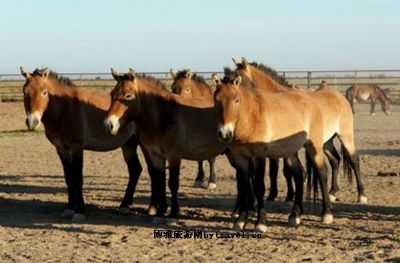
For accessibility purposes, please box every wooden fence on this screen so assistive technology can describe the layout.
[1,70,400,102]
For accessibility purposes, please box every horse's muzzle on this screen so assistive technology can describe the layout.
[218,123,234,143]
[26,112,41,131]
[104,115,120,136]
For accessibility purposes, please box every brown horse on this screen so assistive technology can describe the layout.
[345,84,390,115]
[105,69,227,221]
[213,66,364,231]
[20,67,145,221]
[170,68,217,189]
[231,58,366,204]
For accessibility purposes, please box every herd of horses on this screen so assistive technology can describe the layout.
[19,58,391,232]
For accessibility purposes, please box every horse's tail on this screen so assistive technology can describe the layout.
[305,152,319,204]
[342,145,353,185]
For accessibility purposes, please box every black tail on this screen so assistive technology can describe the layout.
[342,145,353,185]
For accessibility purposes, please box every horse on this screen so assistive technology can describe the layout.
[20,67,145,221]
[213,72,363,232]
[345,84,390,115]
[170,68,217,190]
[104,68,227,222]
[231,58,366,204]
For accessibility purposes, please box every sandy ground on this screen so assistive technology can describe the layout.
[0,102,399,263]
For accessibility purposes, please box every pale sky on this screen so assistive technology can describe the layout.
[1,0,399,73]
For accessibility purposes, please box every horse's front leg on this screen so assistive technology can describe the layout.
[370,98,376,115]
[285,154,304,227]
[119,136,143,213]
[193,161,205,188]
[266,158,279,201]
[254,157,267,233]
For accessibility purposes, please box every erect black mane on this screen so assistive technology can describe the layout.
[120,72,168,91]
[175,69,207,85]
[32,68,76,87]
[246,62,290,87]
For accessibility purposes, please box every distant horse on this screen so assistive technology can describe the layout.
[105,69,227,221]
[231,58,366,205]
[20,67,146,221]
[170,68,217,190]
[345,84,390,115]
[213,72,362,231]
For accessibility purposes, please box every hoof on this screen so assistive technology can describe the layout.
[193,180,204,188]
[329,194,337,203]
[207,182,217,190]
[167,218,179,226]
[254,223,267,233]
[148,205,157,216]
[288,216,301,227]
[232,221,245,232]
[72,213,85,222]
[370,113,375,116]
[284,200,294,208]
[231,211,239,219]
[248,210,256,218]
[358,195,368,204]
[118,207,131,215]
[322,213,334,224]
[61,209,74,218]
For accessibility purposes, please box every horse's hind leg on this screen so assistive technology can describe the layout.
[305,145,333,224]
[283,159,295,204]
[193,161,205,188]
[206,158,217,190]
[285,154,304,227]
[168,159,181,223]
[70,151,85,222]
[324,139,340,202]
[119,136,143,213]
[266,158,279,201]
[339,135,367,204]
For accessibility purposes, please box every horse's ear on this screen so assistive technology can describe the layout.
[233,76,242,86]
[211,73,221,85]
[128,68,137,82]
[110,68,121,81]
[241,57,249,67]
[185,69,192,79]
[169,68,177,79]
[40,68,50,79]
[232,57,240,66]
[20,67,31,79]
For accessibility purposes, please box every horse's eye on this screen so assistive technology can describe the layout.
[185,88,190,93]
[235,98,240,104]
[42,90,48,96]
[125,94,134,100]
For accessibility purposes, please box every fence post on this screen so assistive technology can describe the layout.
[354,71,358,86]
[307,71,312,89]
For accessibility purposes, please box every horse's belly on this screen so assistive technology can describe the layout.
[358,92,370,101]
[265,132,307,158]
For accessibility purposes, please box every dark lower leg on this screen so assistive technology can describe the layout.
[208,158,217,184]
[194,161,205,184]
[254,158,267,227]
[120,141,143,208]
[283,160,295,202]
[267,158,279,201]
[168,162,181,218]
[71,152,85,214]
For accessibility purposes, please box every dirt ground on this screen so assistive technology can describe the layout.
[0,102,399,263]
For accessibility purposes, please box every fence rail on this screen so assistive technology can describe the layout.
[1,69,400,102]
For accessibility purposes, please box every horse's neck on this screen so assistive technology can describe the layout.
[136,86,175,135]
[196,81,212,96]
[252,69,288,93]
[42,82,75,126]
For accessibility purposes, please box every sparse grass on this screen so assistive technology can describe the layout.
[0,129,44,139]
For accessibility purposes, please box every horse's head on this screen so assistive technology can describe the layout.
[382,100,390,115]
[20,67,51,131]
[170,69,194,97]
[212,74,242,143]
[105,68,140,135]
[232,57,253,82]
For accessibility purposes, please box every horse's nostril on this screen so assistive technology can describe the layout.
[109,123,114,130]
[218,131,223,138]
[227,131,233,139]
